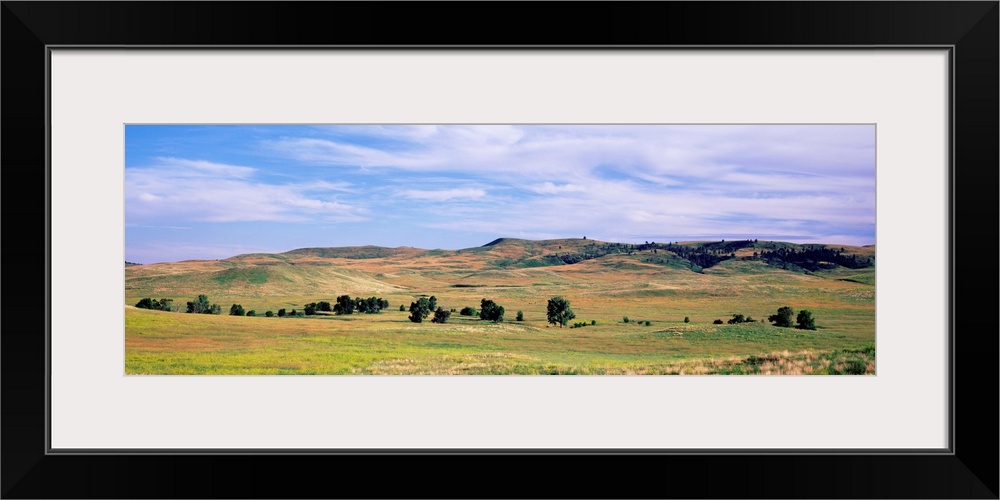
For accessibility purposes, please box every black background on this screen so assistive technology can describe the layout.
[3,2,997,498]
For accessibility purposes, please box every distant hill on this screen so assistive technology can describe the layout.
[281,246,424,260]
[125,238,874,300]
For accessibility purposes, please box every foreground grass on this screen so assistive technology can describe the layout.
[125,308,874,375]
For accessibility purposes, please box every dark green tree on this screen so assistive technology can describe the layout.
[409,298,431,323]
[431,307,451,324]
[304,303,317,315]
[317,301,332,312]
[247,310,256,317]
[796,309,816,330]
[334,295,354,315]
[186,294,212,314]
[265,310,274,317]
[277,308,287,317]
[516,311,524,321]
[428,296,438,311]
[229,304,245,316]
[546,296,576,328]
[768,306,795,328]
[460,306,477,316]
[479,299,505,323]
[400,305,406,311]
[135,298,155,309]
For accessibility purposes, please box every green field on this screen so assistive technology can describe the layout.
[125,238,876,375]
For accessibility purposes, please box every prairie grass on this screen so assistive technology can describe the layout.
[126,240,875,375]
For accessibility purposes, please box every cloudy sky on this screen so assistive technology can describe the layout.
[125,124,875,264]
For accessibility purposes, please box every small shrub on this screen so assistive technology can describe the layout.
[265,310,274,317]
[460,306,477,316]
[591,320,596,326]
[246,310,256,317]
[229,304,245,316]
[713,319,724,324]
[623,316,630,323]
[644,321,651,326]
[516,311,524,321]
[277,309,286,317]
[684,316,690,323]
[400,305,406,311]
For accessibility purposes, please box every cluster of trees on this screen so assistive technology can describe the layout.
[145,293,395,319]
[332,295,390,315]
[756,247,873,271]
[709,308,816,329]
[140,291,820,333]
[407,296,451,323]
[768,306,816,330]
[699,239,756,253]
[186,294,221,314]
[727,314,756,324]
[135,297,174,311]
[668,244,734,269]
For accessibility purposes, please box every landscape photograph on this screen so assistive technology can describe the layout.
[125,124,876,375]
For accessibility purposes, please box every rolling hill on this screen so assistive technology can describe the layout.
[124,237,876,375]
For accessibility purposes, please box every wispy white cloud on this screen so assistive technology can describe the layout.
[126,157,366,224]
[527,182,587,194]
[153,157,257,178]
[399,188,486,202]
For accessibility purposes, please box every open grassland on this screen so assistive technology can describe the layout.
[126,239,875,375]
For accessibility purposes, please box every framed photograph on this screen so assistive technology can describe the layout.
[3,2,996,498]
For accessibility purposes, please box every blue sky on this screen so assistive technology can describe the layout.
[125,124,875,264]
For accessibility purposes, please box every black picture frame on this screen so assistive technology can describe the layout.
[3,2,996,498]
